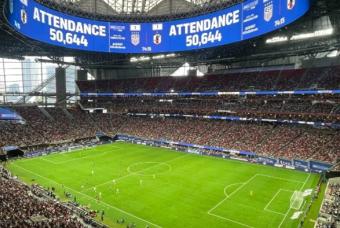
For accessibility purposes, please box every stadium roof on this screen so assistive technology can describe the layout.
[56,0,233,15]
[99,0,206,14]
[0,0,339,67]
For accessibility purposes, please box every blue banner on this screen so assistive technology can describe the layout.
[80,90,340,97]
[115,135,333,173]
[0,107,23,121]
[117,134,256,156]
[293,159,309,171]
[5,0,310,53]
[127,113,340,129]
[1,146,19,151]
[309,161,333,172]
[257,156,277,166]
[278,158,293,166]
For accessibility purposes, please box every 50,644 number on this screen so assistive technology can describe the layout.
[50,28,88,47]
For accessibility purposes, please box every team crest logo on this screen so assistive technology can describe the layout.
[20,9,27,24]
[287,0,295,10]
[9,0,13,14]
[131,32,140,46]
[153,34,162,45]
[264,3,273,22]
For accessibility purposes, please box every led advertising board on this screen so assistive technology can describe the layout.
[5,0,310,53]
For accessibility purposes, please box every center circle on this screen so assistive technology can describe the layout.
[127,162,171,176]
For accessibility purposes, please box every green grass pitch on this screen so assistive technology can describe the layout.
[6,142,321,228]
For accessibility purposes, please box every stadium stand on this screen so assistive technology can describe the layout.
[0,0,340,226]
[316,178,340,228]
[77,67,340,93]
[0,166,90,228]
[79,94,340,122]
[1,107,339,164]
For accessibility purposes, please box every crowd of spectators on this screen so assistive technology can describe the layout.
[0,106,339,163]
[316,178,340,228]
[0,166,85,228]
[81,94,340,122]
[77,66,340,93]
[0,106,102,147]
[116,116,339,163]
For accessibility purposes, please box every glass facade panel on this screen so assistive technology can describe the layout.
[0,57,77,104]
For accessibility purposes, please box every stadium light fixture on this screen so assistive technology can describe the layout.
[130,53,177,63]
[165,53,176,58]
[130,57,138,62]
[290,28,334,41]
[327,50,339,58]
[152,55,165,60]
[265,36,288,44]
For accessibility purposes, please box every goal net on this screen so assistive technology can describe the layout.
[290,191,304,210]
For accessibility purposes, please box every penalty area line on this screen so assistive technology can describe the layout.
[208,174,258,214]
[208,211,254,228]
[10,163,163,228]
[263,189,294,216]
[277,173,311,228]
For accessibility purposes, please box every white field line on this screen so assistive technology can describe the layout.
[56,151,109,164]
[208,173,302,214]
[277,173,311,228]
[83,153,190,192]
[264,189,283,211]
[11,163,162,228]
[39,157,59,165]
[39,150,111,165]
[256,174,304,184]
[224,183,244,197]
[38,145,122,165]
[208,173,306,227]
[264,189,293,216]
[265,208,285,216]
[208,174,259,214]
[264,189,294,211]
[208,212,254,228]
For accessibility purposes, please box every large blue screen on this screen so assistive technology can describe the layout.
[5,0,310,54]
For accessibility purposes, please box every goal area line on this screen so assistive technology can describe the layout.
[207,173,306,228]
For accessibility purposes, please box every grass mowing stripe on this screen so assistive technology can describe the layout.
[10,163,162,228]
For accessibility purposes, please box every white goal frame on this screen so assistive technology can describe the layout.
[290,191,304,210]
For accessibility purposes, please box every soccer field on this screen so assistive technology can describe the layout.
[6,142,320,228]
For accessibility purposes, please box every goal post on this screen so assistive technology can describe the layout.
[290,191,304,210]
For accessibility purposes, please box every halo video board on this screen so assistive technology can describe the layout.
[5,0,310,53]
